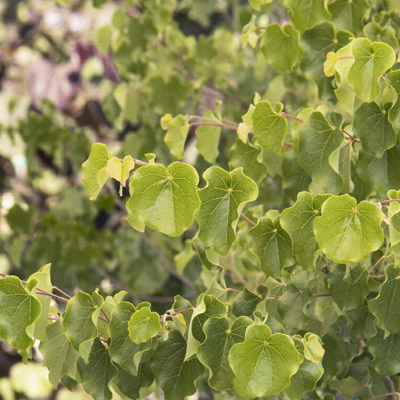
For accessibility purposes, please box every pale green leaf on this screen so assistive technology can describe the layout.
[196,167,258,255]
[28,263,52,341]
[252,100,288,154]
[313,194,384,263]
[228,324,302,398]
[195,110,221,163]
[348,38,396,102]
[261,24,303,72]
[81,143,111,200]
[303,333,325,364]
[128,307,162,344]
[126,162,200,237]
[163,115,189,159]
[105,156,134,187]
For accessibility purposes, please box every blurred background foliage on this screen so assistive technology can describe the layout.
[0,0,378,397]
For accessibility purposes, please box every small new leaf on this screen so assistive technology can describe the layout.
[128,307,162,344]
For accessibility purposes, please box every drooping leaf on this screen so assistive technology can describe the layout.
[39,320,78,387]
[248,215,295,278]
[126,162,200,237]
[353,102,396,158]
[105,156,135,187]
[28,263,52,341]
[261,23,303,72]
[252,100,288,154]
[63,291,103,363]
[369,265,400,335]
[368,329,400,375]
[0,276,41,361]
[82,143,111,200]
[348,38,396,102]
[283,0,331,31]
[280,192,331,271]
[228,140,267,183]
[197,316,252,391]
[196,167,258,255]
[296,111,344,193]
[163,115,189,159]
[195,109,221,163]
[186,294,227,360]
[77,338,118,400]
[313,194,384,263]
[151,330,204,400]
[228,324,302,398]
[128,307,162,344]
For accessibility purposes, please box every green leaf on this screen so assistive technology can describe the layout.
[353,102,396,158]
[228,140,267,183]
[303,333,325,364]
[95,25,112,55]
[313,194,384,263]
[329,264,369,311]
[260,24,303,72]
[248,0,271,10]
[195,110,221,163]
[282,360,324,400]
[348,38,396,102]
[283,0,331,31]
[82,143,111,200]
[63,291,103,363]
[39,320,78,387]
[126,162,200,237]
[355,145,400,194]
[369,265,400,335]
[28,263,52,341]
[277,284,313,331]
[228,324,302,398]
[280,192,331,271]
[108,302,150,375]
[77,338,118,400]
[163,115,189,159]
[197,316,252,390]
[0,276,41,361]
[252,100,288,154]
[105,155,135,187]
[248,215,295,279]
[196,167,258,255]
[128,307,162,344]
[151,330,204,400]
[369,329,400,375]
[296,111,344,193]
[112,363,154,400]
[328,0,370,33]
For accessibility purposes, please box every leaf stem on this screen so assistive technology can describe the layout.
[313,293,331,297]
[368,393,399,400]
[281,112,304,123]
[369,255,386,273]
[239,213,256,227]
[342,129,359,142]
[287,334,303,343]
[379,199,400,205]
